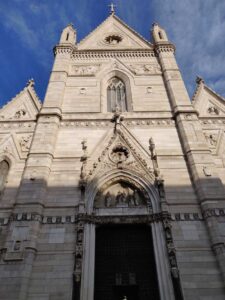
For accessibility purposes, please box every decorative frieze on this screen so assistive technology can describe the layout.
[128,63,161,75]
[200,119,225,125]
[72,50,156,60]
[1,210,224,226]
[19,134,32,152]
[60,119,175,128]
[70,64,100,76]
[0,122,35,130]
[155,44,175,54]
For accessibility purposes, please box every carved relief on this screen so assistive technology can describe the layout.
[94,181,146,208]
[19,135,32,152]
[208,106,219,115]
[74,222,84,283]
[203,166,212,177]
[14,109,27,119]
[104,34,122,45]
[204,132,218,147]
[129,63,161,75]
[71,64,99,76]
[110,144,129,165]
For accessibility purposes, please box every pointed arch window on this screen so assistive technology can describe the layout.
[107,77,127,112]
[0,160,9,198]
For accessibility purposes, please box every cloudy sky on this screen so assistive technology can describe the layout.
[0,0,224,106]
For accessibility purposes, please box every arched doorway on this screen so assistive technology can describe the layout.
[79,173,175,300]
[94,224,160,300]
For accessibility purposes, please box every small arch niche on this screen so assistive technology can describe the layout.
[94,181,148,209]
[107,77,127,112]
[0,160,9,198]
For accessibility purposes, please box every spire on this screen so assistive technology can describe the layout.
[151,22,169,43]
[59,23,77,45]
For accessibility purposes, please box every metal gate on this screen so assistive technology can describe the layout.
[94,225,160,300]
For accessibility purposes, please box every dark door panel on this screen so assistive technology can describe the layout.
[94,225,160,300]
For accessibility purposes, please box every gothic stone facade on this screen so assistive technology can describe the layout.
[0,13,225,300]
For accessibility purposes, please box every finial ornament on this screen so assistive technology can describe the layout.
[109,3,116,14]
[26,78,35,87]
[196,76,204,85]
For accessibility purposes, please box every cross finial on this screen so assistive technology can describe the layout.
[109,3,116,14]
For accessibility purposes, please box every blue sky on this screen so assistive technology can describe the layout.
[0,0,225,106]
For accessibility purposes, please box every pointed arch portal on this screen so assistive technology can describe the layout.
[78,171,175,300]
[94,224,160,300]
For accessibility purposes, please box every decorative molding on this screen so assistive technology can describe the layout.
[72,50,156,60]
[208,106,220,115]
[1,210,224,226]
[54,45,75,56]
[60,119,175,128]
[155,44,175,54]
[203,208,225,219]
[0,122,36,129]
[70,64,100,76]
[170,212,203,221]
[128,63,161,75]
[200,116,225,125]
[19,134,32,152]
[74,221,84,283]
[204,132,218,147]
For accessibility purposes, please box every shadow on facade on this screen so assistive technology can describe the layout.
[0,177,224,300]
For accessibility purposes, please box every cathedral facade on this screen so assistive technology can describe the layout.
[0,11,224,300]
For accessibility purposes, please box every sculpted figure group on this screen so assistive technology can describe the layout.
[104,188,140,207]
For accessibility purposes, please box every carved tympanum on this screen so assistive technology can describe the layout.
[94,181,146,208]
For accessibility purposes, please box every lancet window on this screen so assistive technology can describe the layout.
[107,77,127,112]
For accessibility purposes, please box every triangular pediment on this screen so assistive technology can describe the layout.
[0,81,42,121]
[192,80,225,117]
[78,14,153,50]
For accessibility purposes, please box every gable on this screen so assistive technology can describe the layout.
[78,15,152,50]
[0,81,42,121]
[82,124,155,185]
[192,80,225,117]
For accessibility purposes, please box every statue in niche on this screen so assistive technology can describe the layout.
[104,192,112,207]
[14,241,21,251]
[129,189,140,206]
[116,191,127,205]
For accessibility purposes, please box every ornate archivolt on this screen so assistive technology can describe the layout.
[78,114,167,214]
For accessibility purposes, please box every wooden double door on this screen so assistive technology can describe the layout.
[94,225,160,300]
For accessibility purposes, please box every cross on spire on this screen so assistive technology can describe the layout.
[109,3,116,14]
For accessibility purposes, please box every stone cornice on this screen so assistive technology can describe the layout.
[72,49,156,59]
[60,119,175,128]
[154,43,176,54]
[53,44,76,56]
[1,209,224,226]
